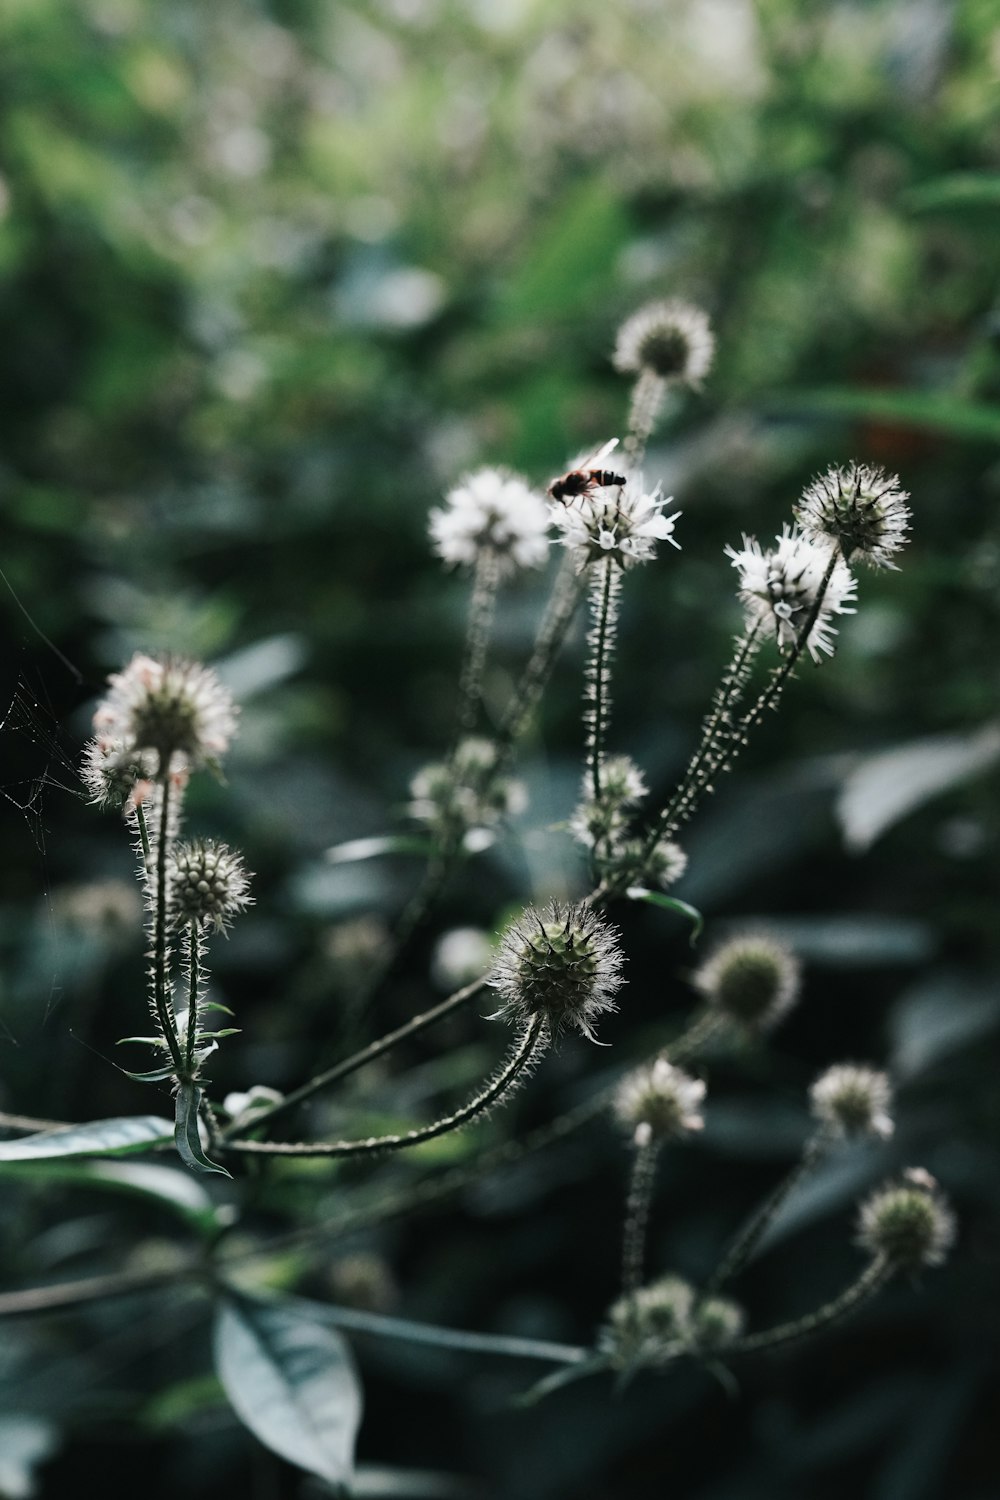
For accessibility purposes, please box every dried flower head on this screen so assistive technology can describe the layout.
[488,901,624,1042]
[168,840,252,933]
[429,467,550,575]
[810,1063,894,1141]
[857,1169,955,1273]
[693,932,801,1033]
[550,468,681,572]
[614,1057,706,1145]
[81,736,157,811]
[93,654,237,773]
[725,526,857,661]
[689,1295,745,1353]
[410,737,526,834]
[795,463,910,569]
[613,299,715,387]
[600,1276,695,1369]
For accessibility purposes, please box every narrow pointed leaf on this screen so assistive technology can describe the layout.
[627,888,704,942]
[0,1115,173,1162]
[123,1064,178,1083]
[174,1083,231,1178]
[214,1293,363,1487]
[118,1036,170,1048]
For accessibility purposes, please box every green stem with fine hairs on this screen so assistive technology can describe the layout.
[455,547,500,736]
[622,369,666,470]
[223,1016,545,1159]
[621,1139,661,1298]
[586,558,618,805]
[731,1255,891,1355]
[183,926,201,1080]
[152,778,183,1075]
[706,1135,826,1293]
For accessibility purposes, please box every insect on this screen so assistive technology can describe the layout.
[547,439,626,502]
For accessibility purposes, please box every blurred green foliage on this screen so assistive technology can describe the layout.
[0,0,998,1496]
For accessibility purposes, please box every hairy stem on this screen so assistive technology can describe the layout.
[706,1135,826,1293]
[621,1140,661,1297]
[623,369,666,469]
[152,778,182,1074]
[224,1016,546,1159]
[183,926,200,1079]
[456,547,500,736]
[738,550,839,732]
[731,1255,891,1355]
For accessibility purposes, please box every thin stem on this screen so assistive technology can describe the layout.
[152,777,183,1074]
[224,1015,545,1159]
[707,1135,826,1293]
[220,974,489,1140]
[134,802,152,870]
[183,926,200,1079]
[0,1264,203,1319]
[731,1255,891,1355]
[621,1140,661,1297]
[456,548,500,736]
[586,558,619,805]
[316,1302,588,1365]
[623,369,666,469]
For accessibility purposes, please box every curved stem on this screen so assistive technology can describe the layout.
[731,1255,891,1355]
[220,974,489,1140]
[224,1016,546,1159]
[621,1140,661,1297]
[706,1135,826,1293]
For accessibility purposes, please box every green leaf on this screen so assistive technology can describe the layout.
[905,173,1000,214]
[174,1083,231,1178]
[122,1064,178,1083]
[627,888,704,943]
[761,387,1000,442]
[0,1115,173,1162]
[118,1035,170,1048]
[213,1293,363,1488]
[0,1158,220,1233]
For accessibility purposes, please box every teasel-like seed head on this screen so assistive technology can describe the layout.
[795,462,910,569]
[857,1168,955,1274]
[810,1063,894,1141]
[488,901,624,1042]
[168,839,252,934]
[693,931,801,1033]
[92,654,237,775]
[613,299,715,387]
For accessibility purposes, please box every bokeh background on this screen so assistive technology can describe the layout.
[1,0,998,1496]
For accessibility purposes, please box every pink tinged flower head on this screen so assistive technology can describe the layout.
[429,467,550,576]
[92,654,238,773]
[724,525,857,661]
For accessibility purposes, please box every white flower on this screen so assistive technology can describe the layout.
[795,463,910,569]
[93,654,238,772]
[551,469,681,571]
[613,299,715,387]
[725,526,857,661]
[810,1063,894,1141]
[614,1057,706,1145]
[429,467,550,575]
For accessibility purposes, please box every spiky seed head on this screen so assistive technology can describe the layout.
[600,1275,695,1368]
[693,932,801,1032]
[613,299,715,386]
[92,654,237,774]
[810,1063,894,1141]
[689,1295,745,1353]
[857,1169,955,1273]
[795,463,910,569]
[168,840,252,933]
[488,902,624,1042]
[614,1057,706,1145]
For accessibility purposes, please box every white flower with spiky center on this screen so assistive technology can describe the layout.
[795,463,910,569]
[551,469,681,572]
[93,654,238,773]
[810,1063,894,1141]
[725,526,857,662]
[429,468,550,575]
[168,839,252,934]
[613,299,715,387]
[614,1057,706,1145]
[488,901,624,1042]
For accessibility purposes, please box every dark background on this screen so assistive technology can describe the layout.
[0,1,998,1496]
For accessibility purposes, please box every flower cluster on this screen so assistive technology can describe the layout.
[725,526,857,661]
[409,737,527,837]
[857,1169,955,1273]
[429,467,550,576]
[613,299,715,388]
[795,463,910,569]
[601,1276,744,1370]
[550,467,681,572]
[488,902,624,1042]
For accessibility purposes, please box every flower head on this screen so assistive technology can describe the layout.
[857,1169,955,1273]
[614,1057,706,1145]
[488,901,624,1042]
[429,468,550,576]
[168,840,252,933]
[81,736,158,811]
[613,299,714,387]
[410,737,526,836]
[550,467,681,572]
[693,931,800,1033]
[569,754,647,850]
[725,526,857,661]
[795,463,910,569]
[689,1295,745,1353]
[810,1063,894,1141]
[93,654,237,774]
[600,1276,695,1369]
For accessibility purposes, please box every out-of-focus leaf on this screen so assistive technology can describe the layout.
[765,387,1000,441]
[0,1116,173,1162]
[0,1414,58,1500]
[889,975,1000,1080]
[348,1466,480,1499]
[215,634,307,699]
[213,1293,362,1488]
[741,914,935,967]
[906,174,1000,213]
[174,1083,230,1178]
[326,834,433,864]
[837,725,1000,851]
[0,1159,219,1232]
[627,888,704,942]
[499,178,627,321]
